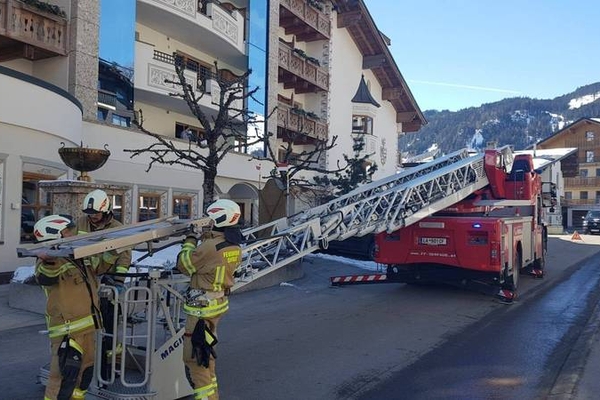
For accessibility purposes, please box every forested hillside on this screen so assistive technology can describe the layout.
[400,82,600,156]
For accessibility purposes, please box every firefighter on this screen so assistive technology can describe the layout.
[76,189,131,275]
[76,189,132,379]
[34,215,116,400]
[177,199,243,400]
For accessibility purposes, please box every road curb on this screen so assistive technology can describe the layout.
[547,291,600,399]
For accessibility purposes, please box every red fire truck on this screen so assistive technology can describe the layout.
[333,149,550,302]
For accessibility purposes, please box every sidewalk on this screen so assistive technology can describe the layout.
[0,284,44,332]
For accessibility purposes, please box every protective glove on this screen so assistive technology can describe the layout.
[58,336,83,381]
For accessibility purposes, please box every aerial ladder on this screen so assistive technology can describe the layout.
[16,146,512,399]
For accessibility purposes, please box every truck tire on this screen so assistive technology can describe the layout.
[509,249,523,290]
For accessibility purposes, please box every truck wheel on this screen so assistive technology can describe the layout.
[505,250,522,291]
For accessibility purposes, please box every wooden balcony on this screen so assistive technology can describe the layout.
[280,0,330,42]
[277,102,327,143]
[0,0,68,61]
[565,177,600,187]
[562,198,600,207]
[278,41,328,93]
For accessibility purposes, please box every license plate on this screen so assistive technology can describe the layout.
[419,237,447,246]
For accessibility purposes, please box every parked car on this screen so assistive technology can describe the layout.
[583,210,600,234]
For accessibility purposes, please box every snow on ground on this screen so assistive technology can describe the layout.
[11,245,381,283]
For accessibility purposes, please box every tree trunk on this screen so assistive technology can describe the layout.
[202,166,218,212]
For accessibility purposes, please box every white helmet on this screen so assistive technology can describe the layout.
[206,199,241,228]
[82,189,111,214]
[33,215,74,242]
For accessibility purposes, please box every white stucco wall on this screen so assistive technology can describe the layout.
[328,16,400,180]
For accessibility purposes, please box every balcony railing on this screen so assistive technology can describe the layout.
[139,0,245,55]
[278,42,328,93]
[280,0,330,41]
[0,0,68,60]
[565,177,600,187]
[562,198,600,206]
[277,102,327,141]
[97,89,117,108]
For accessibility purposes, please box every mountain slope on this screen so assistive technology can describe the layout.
[400,82,600,156]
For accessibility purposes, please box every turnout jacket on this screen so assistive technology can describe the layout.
[36,255,114,339]
[177,230,242,318]
[76,213,131,274]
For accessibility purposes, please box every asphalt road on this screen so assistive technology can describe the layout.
[1,235,599,400]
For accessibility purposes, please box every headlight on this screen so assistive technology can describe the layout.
[583,220,588,226]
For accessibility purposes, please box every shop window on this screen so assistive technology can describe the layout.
[173,196,192,219]
[139,195,160,222]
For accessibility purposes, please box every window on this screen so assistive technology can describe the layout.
[586,151,594,163]
[596,168,600,177]
[139,195,160,222]
[352,115,373,135]
[175,122,205,141]
[21,173,54,242]
[596,191,600,202]
[565,191,572,200]
[581,191,588,200]
[112,195,123,222]
[173,196,192,219]
[586,131,595,141]
[580,169,589,178]
[111,114,131,127]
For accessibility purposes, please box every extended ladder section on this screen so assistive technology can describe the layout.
[234,146,512,291]
[17,147,513,293]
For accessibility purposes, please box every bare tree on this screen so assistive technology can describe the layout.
[125,55,266,211]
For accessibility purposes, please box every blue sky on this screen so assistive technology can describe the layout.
[364,0,600,112]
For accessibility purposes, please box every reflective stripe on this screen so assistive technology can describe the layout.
[72,388,87,399]
[48,315,95,338]
[194,383,215,399]
[115,265,129,273]
[37,262,76,278]
[213,265,225,292]
[184,298,229,318]
[180,243,196,276]
[69,338,84,354]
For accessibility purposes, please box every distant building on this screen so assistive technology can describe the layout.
[535,118,600,229]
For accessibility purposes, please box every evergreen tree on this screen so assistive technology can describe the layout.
[313,135,378,202]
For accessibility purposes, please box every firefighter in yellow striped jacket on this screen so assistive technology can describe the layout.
[76,189,131,275]
[33,214,120,400]
[177,199,243,400]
